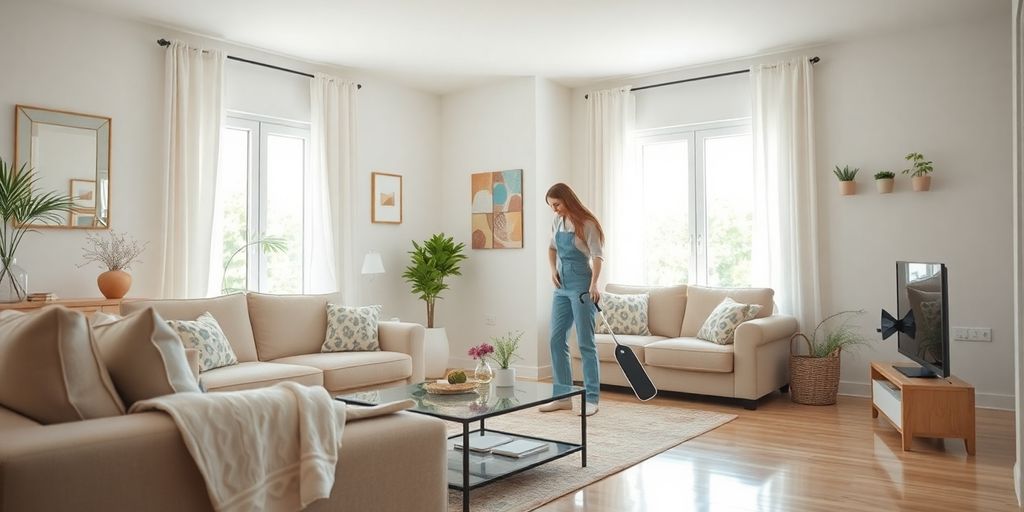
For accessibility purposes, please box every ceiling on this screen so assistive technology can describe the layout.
[54,0,1005,94]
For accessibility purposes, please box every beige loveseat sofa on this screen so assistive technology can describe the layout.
[571,284,798,409]
[0,294,448,511]
[121,292,425,394]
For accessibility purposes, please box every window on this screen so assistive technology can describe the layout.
[216,115,309,294]
[632,122,755,287]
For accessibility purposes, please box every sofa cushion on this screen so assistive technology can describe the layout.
[680,285,774,337]
[696,297,762,345]
[272,352,411,393]
[200,361,323,392]
[121,293,258,362]
[644,337,734,373]
[596,292,651,336]
[570,334,665,363]
[247,292,343,360]
[166,312,239,371]
[0,307,125,424]
[606,284,687,338]
[322,304,383,352]
[93,307,201,407]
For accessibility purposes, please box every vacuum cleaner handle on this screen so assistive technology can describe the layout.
[578,292,602,312]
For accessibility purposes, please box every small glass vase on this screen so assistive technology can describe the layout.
[0,258,28,303]
[473,360,494,384]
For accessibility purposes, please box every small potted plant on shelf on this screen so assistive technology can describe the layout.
[833,165,859,196]
[79,230,148,299]
[902,152,934,192]
[488,330,523,387]
[789,310,871,406]
[874,170,896,194]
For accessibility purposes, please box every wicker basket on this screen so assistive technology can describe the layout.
[789,332,841,405]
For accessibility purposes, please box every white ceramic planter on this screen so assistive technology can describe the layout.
[493,367,516,387]
[423,327,450,379]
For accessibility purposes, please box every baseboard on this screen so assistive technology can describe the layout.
[839,380,1014,410]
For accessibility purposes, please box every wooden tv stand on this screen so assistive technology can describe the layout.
[870,361,975,455]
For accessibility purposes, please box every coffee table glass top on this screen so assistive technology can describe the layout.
[338,381,583,422]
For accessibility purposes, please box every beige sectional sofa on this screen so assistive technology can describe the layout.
[0,293,449,511]
[571,284,798,409]
[121,292,426,394]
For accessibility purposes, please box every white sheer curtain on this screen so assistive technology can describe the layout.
[585,86,635,284]
[751,57,821,330]
[307,74,358,301]
[160,40,225,298]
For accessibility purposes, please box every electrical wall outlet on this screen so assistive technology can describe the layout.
[484,314,496,326]
[952,327,992,342]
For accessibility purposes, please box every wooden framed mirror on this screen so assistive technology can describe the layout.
[14,105,111,229]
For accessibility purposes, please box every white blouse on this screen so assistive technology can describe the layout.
[549,216,604,260]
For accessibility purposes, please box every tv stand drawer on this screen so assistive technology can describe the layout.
[872,379,902,429]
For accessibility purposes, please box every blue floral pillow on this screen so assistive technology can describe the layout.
[322,304,383,352]
[696,297,762,345]
[166,312,238,371]
[596,292,652,336]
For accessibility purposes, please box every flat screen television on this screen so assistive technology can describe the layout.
[895,261,950,378]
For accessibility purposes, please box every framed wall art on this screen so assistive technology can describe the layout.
[371,171,402,224]
[470,169,523,249]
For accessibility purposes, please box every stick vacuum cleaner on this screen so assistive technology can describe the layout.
[579,292,658,401]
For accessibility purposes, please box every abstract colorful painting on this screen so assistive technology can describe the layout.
[471,169,523,249]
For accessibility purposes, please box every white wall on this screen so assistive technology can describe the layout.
[0,0,441,321]
[440,76,579,377]
[570,11,1013,408]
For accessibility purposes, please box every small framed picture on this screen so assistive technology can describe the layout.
[70,211,95,228]
[70,179,96,209]
[371,172,403,224]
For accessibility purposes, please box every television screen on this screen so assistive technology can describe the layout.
[895,261,949,378]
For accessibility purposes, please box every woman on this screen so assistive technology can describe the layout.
[540,183,603,416]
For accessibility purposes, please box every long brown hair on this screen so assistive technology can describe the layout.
[545,183,605,247]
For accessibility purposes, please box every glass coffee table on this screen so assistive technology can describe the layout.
[337,381,586,512]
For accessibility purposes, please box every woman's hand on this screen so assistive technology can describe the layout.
[551,269,562,288]
[589,284,601,305]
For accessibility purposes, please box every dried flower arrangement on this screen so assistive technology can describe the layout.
[79,230,148,272]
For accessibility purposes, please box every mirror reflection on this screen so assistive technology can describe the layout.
[15,105,110,229]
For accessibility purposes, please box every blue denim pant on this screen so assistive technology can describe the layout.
[549,283,600,405]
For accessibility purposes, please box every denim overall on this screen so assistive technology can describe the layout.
[550,223,600,405]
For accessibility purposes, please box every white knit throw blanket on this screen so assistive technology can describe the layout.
[130,382,344,512]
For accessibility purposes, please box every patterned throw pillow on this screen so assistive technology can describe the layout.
[166,312,238,372]
[696,297,763,345]
[322,304,383,352]
[595,292,652,336]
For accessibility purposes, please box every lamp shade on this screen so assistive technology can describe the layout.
[361,252,385,275]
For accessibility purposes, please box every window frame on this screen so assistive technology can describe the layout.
[223,112,311,293]
[632,118,753,286]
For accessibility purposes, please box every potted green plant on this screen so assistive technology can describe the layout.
[0,159,74,302]
[902,152,934,192]
[488,330,523,387]
[403,233,467,378]
[789,310,871,405]
[874,170,896,194]
[833,165,859,196]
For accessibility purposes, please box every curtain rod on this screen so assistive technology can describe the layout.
[156,39,361,89]
[585,56,820,99]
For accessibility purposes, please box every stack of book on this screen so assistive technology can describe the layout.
[453,434,549,458]
[26,293,57,303]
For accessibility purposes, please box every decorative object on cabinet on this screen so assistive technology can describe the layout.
[874,171,895,194]
[832,165,859,196]
[902,152,934,192]
[0,157,74,302]
[79,231,148,299]
[471,169,524,248]
[789,310,870,405]
[14,105,111,229]
[371,171,402,224]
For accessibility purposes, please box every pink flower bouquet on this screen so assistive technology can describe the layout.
[468,343,494,360]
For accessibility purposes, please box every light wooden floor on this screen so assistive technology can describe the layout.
[535,388,1019,512]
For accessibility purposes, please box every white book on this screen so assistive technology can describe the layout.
[454,434,513,453]
[491,440,549,458]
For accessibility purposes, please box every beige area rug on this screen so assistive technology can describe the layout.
[446,400,736,512]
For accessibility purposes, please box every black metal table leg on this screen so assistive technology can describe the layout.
[462,423,470,512]
[581,391,587,467]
